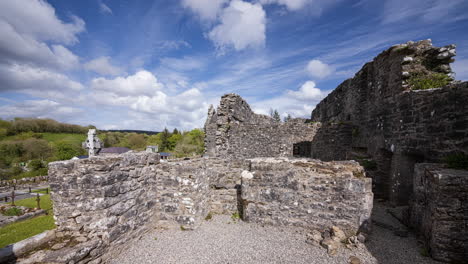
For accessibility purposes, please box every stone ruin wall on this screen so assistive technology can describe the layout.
[242,158,372,235]
[48,152,372,263]
[204,94,320,159]
[202,40,467,263]
[310,40,468,205]
[409,164,468,262]
[309,40,468,263]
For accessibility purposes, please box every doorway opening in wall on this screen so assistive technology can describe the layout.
[293,141,312,157]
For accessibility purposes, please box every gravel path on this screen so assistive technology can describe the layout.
[110,214,441,264]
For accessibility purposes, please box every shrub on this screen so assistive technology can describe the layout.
[3,207,23,216]
[444,153,468,170]
[360,159,378,170]
[408,73,452,90]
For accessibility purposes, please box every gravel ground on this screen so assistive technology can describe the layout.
[110,213,441,264]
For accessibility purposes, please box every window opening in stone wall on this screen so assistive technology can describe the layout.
[293,141,312,157]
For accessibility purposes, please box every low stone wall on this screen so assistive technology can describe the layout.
[409,163,468,263]
[48,153,373,263]
[241,158,373,235]
[48,152,160,263]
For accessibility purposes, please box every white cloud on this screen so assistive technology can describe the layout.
[91,70,164,96]
[208,0,266,51]
[381,0,467,24]
[89,70,212,130]
[0,0,84,71]
[182,0,228,21]
[0,20,80,70]
[258,0,343,13]
[453,59,468,81]
[0,63,83,95]
[287,81,323,100]
[99,2,113,14]
[252,80,328,118]
[85,56,123,76]
[259,0,308,11]
[0,0,85,44]
[306,59,333,78]
[160,56,205,71]
[0,99,83,120]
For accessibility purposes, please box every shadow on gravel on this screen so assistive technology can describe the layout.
[363,201,441,264]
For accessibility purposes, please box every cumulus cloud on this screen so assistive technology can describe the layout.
[252,80,328,118]
[208,0,266,51]
[0,64,83,95]
[0,0,85,44]
[287,81,323,100]
[84,56,123,76]
[0,99,83,120]
[182,0,228,21]
[91,70,164,96]
[89,70,212,130]
[306,59,333,79]
[0,0,84,71]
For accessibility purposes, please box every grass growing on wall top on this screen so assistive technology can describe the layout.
[0,194,55,248]
[408,73,452,90]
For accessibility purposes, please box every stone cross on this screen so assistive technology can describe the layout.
[82,129,103,156]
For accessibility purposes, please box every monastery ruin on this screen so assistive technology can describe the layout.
[5,40,466,263]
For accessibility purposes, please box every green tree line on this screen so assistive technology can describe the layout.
[0,118,205,180]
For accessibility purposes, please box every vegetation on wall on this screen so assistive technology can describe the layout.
[408,73,452,90]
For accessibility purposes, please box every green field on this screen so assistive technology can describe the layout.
[0,194,55,248]
[40,133,86,145]
[2,132,85,145]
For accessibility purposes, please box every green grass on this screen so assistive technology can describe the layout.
[15,194,53,211]
[40,133,86,145]
[0,214,55,248]
[0,194,55,248]
[2,207,23,216]
[408,73,452,90]
[32,188,50,194]
[2,132,85,145]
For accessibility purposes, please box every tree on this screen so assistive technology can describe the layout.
[22,138,52,160]
[270,109,281,122]
[172,128,179,135]
[127,133,146,150]
[159,128,171,151]
[168,133,182,150]
[54,141,82,160]
[284,114,292,122]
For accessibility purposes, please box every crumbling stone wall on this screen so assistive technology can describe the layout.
[204,94,320,159]
[48,152,372,263]
[241,158,373,235]
[409,163,468,263]
[48,152,161,262]
[310,40,468,205]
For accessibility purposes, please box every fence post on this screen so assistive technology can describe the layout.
[36,194,41,209]
[29,187,32,193]
[11,190,15,206]
[46,188,49,194]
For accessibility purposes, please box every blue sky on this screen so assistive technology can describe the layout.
[0,0,467,131]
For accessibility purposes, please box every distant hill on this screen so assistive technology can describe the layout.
[101,129,160,135]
